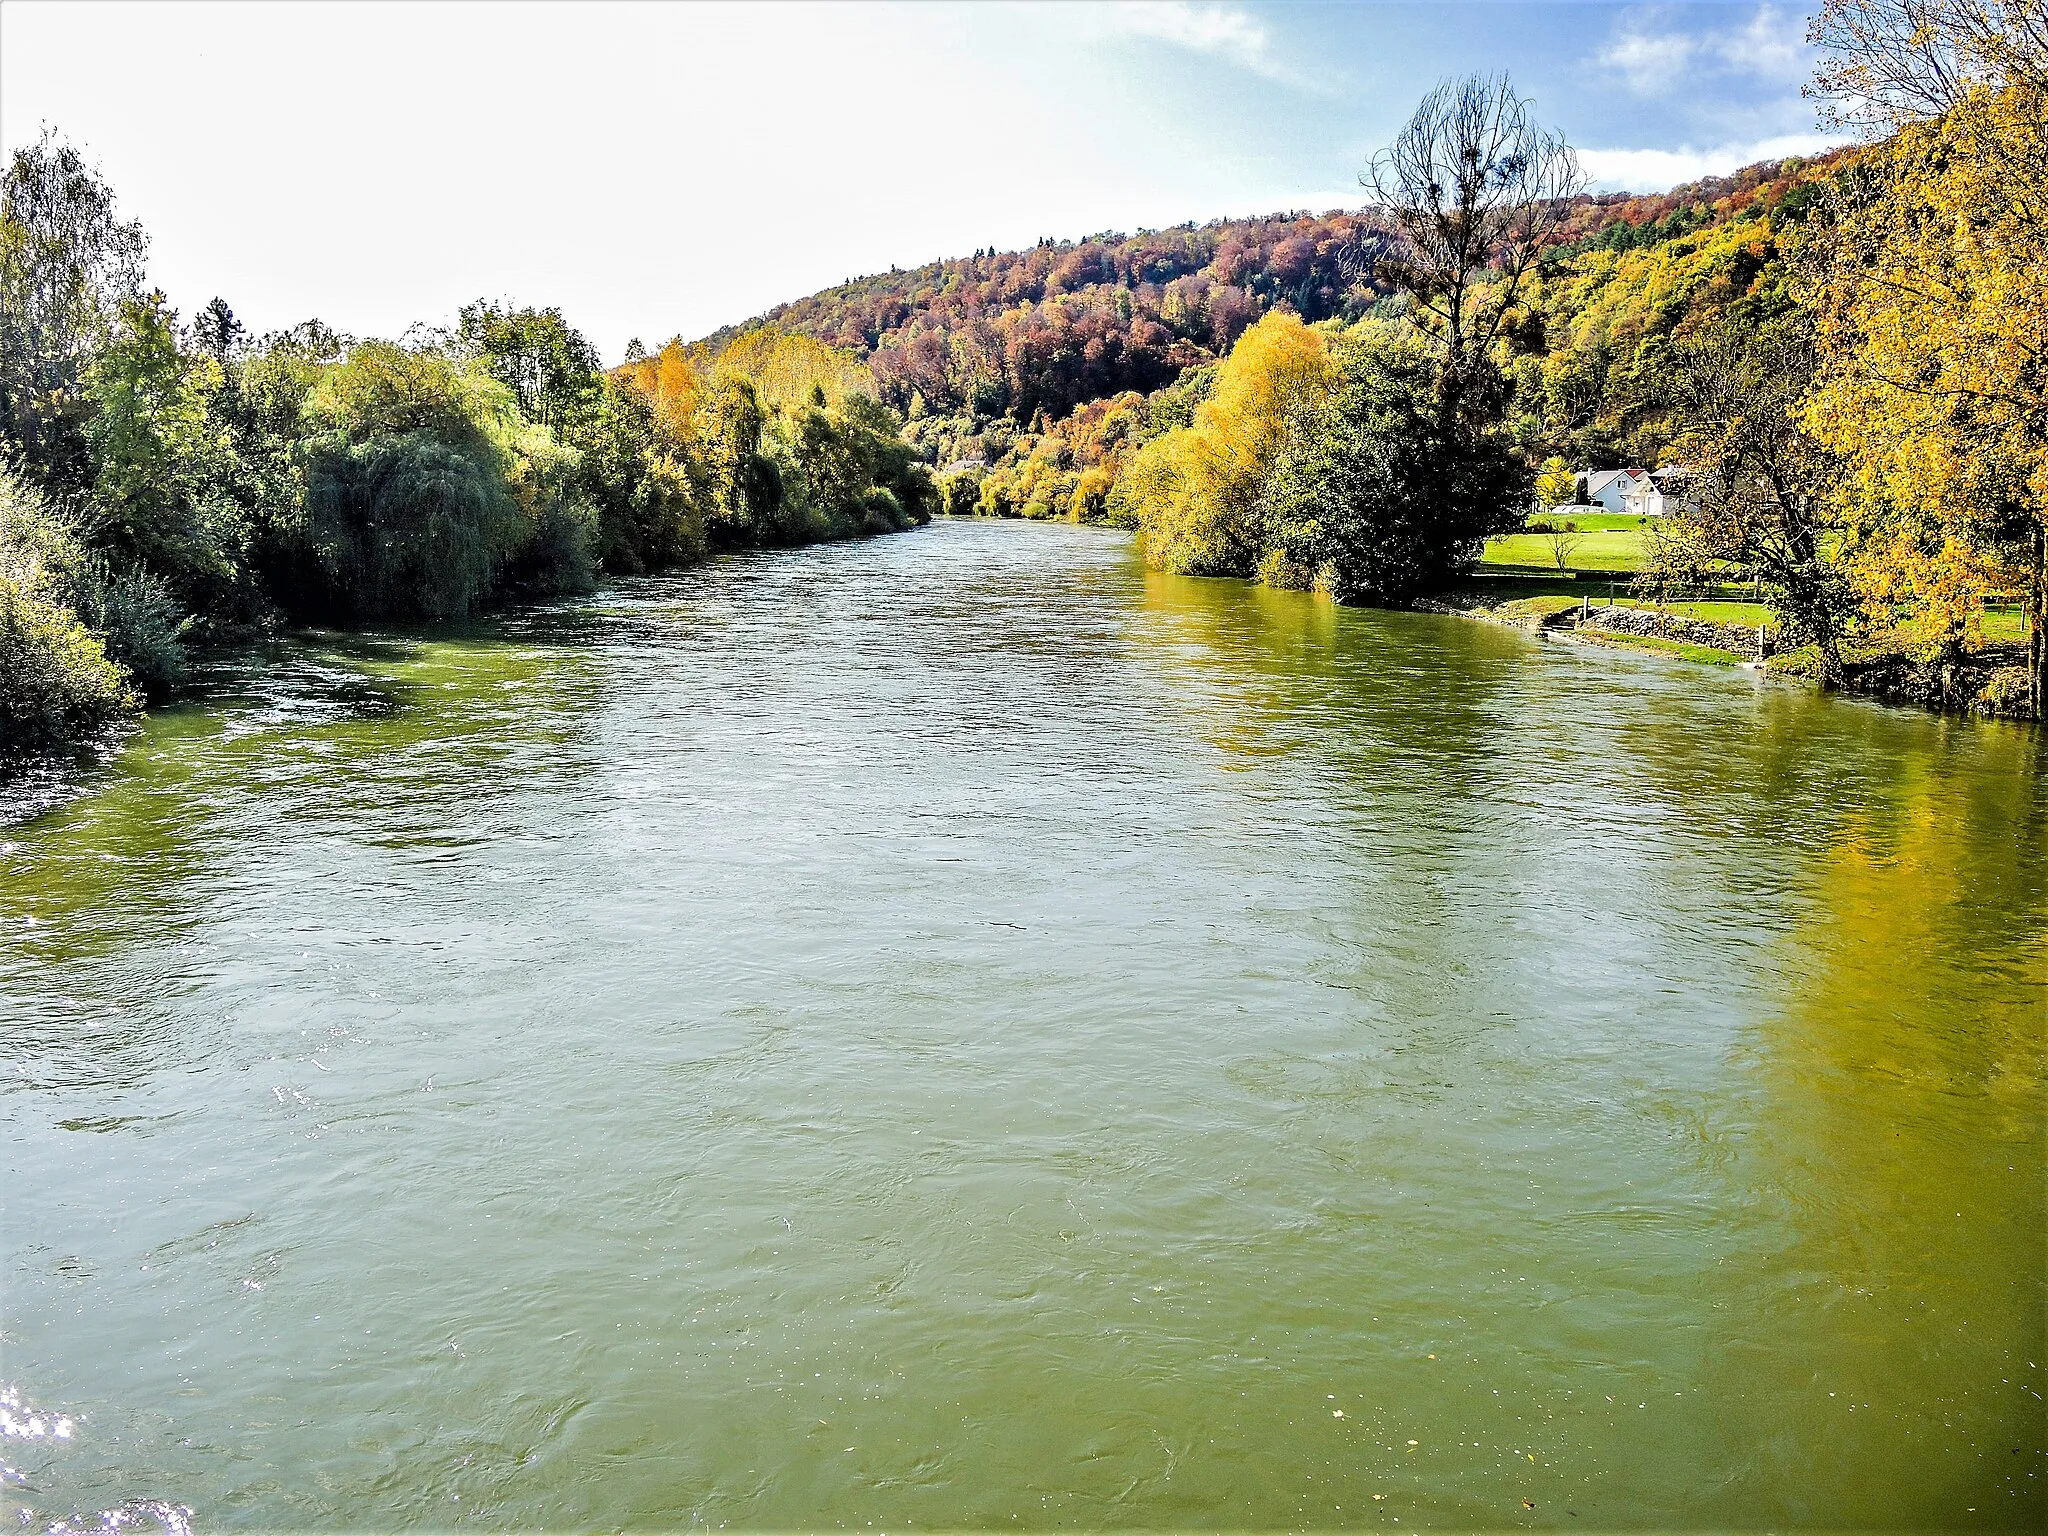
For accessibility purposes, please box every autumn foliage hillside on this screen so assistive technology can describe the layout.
[659,153,1848,461]
[687,213,1394,427]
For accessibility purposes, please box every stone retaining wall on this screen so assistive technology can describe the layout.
[1568,603,1764,655]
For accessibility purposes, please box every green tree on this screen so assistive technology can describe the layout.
[0,129,147,499]
[84,291,258,629]
[569,374,705,574]
[1258,325,1526,603]
[456,301,600,430]
[296,343,529,619]
[696,376,782,548]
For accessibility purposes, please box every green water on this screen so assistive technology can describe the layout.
[3,519,2043,1530]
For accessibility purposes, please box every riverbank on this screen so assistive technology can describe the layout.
[1437,580,2039,720]
[0,513,933,762]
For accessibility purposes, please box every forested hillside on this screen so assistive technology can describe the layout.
[693,213,1389,428]
[690,156,1842,411]
[748,151,1838,530]
[661,151,1844,480]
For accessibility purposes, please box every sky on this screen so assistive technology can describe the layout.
[0,1,1842,362]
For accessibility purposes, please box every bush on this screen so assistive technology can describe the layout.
[68,561,186,696]
[0,465,139,748]
[861,486,907,534]
[0,572,134,751]
[2,461,187,695]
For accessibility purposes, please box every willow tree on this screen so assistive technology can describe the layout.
[1359,74,1582,428]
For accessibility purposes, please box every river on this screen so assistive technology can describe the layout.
[4,517,2043,1528]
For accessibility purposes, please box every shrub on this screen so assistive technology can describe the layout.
[67,561,186,696]
[861,486,907,534]
[0,465,139,748]
[0,572,134,751]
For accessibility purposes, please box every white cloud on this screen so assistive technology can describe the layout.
[1086,1,1327,91]
[1600,27,1699,75]
[1114,0,1270,61]
[1598,4,1809,97]
[1720,4,1808,77]
[1578,132,1841,191]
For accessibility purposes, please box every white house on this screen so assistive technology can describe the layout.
[1650,465,1701,515]
[1575,467,1664,516]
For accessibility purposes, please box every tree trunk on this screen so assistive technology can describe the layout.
[1816,631,1845,690]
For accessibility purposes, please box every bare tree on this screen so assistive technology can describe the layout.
[1358,74,1583,425]
[1544,520,1582,572]
[1663,320,1855,684]
[1809,0,2048,132]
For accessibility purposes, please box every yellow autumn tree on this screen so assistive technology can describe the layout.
[1533,456,1576,508]
[614,339,705,441]
[1118,311,1334,576]
[1803,3,2048,709]
[702,328,875,413]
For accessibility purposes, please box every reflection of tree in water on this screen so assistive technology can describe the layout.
[1694,722,2047,1526]
[0,620,606,1089]
[1121,582,2046,1522]
[1130,564,1524,799]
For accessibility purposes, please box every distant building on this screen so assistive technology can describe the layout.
[939,457,988,477]
[1649,466,1702,510]
[1575,467,1663,516]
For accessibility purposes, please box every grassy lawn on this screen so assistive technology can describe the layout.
[1984,605,2026,643]
[1482,528,1647,572]
[1609,597,1770,626]
[1453,573,1602,603]
[1528,512,1655,532]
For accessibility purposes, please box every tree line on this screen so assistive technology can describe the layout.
[7,0,2041,747]
[0,141,934,751]
[950,0,2048,717]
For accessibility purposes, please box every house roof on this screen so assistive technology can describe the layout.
[1579,468,1651,493]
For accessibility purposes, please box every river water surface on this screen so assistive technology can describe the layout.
[4,519,2043,1529]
